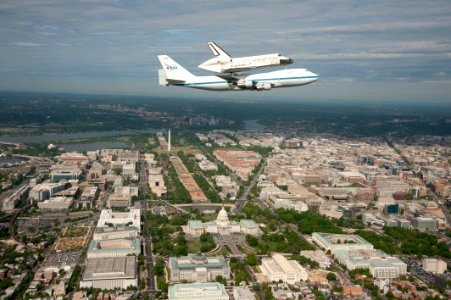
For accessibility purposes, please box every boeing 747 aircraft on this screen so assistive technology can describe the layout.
[158,55,319,91]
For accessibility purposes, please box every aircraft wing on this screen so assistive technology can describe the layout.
[216,73,240,82]
[166,79,185,84]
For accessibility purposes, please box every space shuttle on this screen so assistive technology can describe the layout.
[198,42,293,74]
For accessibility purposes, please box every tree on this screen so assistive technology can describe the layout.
[326,272,337,281]
[245,235,258,247]
[0,278,14,289]
[154,258,165,276]
[246,254,258,266]
[215,275,227,285]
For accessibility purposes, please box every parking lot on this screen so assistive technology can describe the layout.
[43,250,82,268]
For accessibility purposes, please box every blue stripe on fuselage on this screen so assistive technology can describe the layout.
[173,76,319,86]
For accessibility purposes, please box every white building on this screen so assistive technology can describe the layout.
[300,250,331,269]
[169,253,230,282]
[122,163,136,179]
[80,186,98,208]
[273,199,308,212]
[312,233,374,254]
[97,209,141,233]
[93,226,139,241]
[79,256,137,290]
[334,249,407,279]
[148,167,167,198]
[107,186,138,208]
[37,196,73,210]
[168,282,229,300]
[29,182,66,202]
[87,237,141,259]
[260,254,308,284]
[422,258,447,274]
[198,160,218,172]
[182,206,261,236]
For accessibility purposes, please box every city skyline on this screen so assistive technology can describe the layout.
[0,0,451,103]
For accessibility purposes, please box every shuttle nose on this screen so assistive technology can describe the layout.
[280,57,294,65]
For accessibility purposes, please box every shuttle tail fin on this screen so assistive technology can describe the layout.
[157,55,195,82]
[208,42,231,61]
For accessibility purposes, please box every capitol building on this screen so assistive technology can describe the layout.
[183,206,261,236]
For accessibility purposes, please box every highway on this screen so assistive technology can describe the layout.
[139,155,157,297]
[234,158,267,213]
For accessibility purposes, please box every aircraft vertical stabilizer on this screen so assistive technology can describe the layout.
[157,55,195,82]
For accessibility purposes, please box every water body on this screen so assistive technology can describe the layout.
[60,141,128,152]
[244,119,266,132]
[0,129,162,144]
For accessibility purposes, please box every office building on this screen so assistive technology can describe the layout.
[29,182,66,202]
[260,254,308,284]
[422,258,447,274]
[334,249,407,279]
[97,209,141,233]
[312,233,374,254]
[79,186,98,208]
[299,250,331,269]
[79,256,137,290]
[50,168,82,181]
[168,282,229,300]
[93,226,139,241]
[169,253,230,282]
[37,196,73,210]
[87,237,141,259]
[412,217,438,232]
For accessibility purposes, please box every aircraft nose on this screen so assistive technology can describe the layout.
[281,57,294,65]
[310,71,319,81]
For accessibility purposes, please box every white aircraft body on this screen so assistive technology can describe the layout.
[158,55,319,91]
[198,41,294,73]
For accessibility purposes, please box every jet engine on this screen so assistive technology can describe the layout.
[256,82,272,90]
[236,80,254,89]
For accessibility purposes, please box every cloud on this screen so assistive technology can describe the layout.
[0,0,450,102]
[8,42,45,47]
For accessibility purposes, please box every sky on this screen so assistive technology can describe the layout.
[0,0,451,103]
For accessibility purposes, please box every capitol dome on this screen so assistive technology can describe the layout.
[216,206,229,227]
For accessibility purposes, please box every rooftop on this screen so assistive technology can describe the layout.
[82,256,136,280]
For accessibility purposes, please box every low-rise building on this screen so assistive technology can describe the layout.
[80,256,137,290]
[169,253,230,283]
[37,196,73,210]
[106,186,137,208]
[198,160,218,172]
[422,258,447,274]
[87,237,141,259]
[312,233,374,254]
[260,254,308,284]
[168,282,229,300]
[29,182,66,202]
[50,168,82,181]
[148,167,167,198]
[97,209,141,233]
[93,226,139,241]
[334,249,407,279]
[412,216,438,232]
[273,198,308,212]
[79,186,98,208]
[299,250,331,269]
